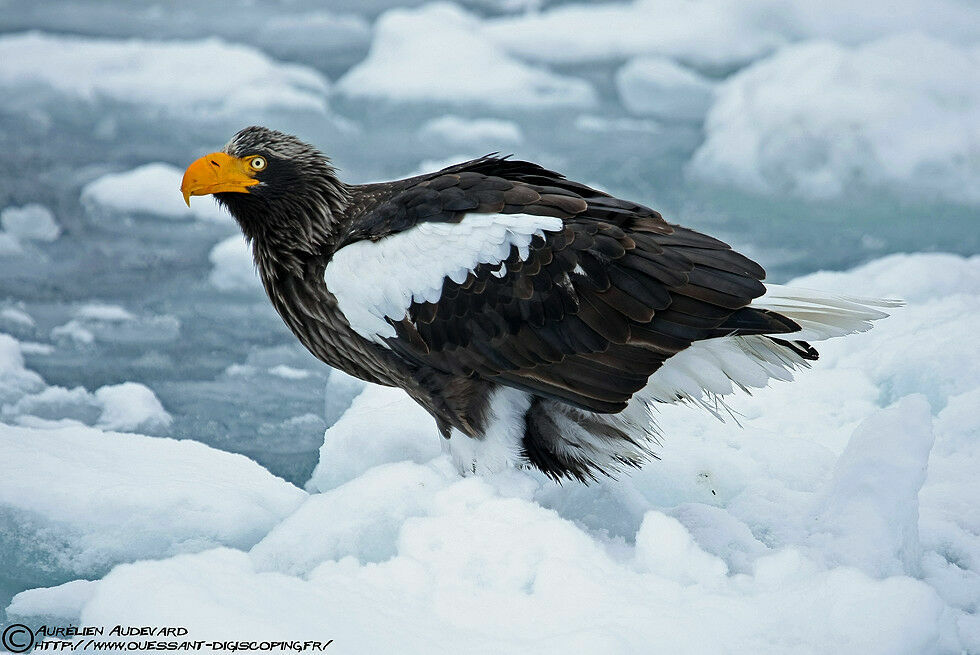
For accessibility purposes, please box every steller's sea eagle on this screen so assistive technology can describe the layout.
[181,126,898,482]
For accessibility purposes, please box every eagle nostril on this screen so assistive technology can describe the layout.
[210,159,220,167]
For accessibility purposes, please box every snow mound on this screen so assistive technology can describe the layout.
[0,422,306,586]
[81,163,229,222]
[6,252,980,651]
[418,115,524,146]
[209,235,261,293]
[689,34,980,204]
[1,203,60,241]
[336,3,596,109]
[616,56,715,120]
[0,32,329,116]
[95,382,173,434]
[75,490,946,654]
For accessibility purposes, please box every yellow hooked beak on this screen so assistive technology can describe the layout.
[180,152,260,206]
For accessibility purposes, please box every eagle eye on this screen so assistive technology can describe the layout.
[249,156,267,171]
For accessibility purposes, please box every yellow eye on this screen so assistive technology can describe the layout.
[249,156,266,171]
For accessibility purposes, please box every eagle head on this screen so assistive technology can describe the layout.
[181,126,348,251]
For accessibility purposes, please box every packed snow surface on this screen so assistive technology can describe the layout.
[689,34,980,204]
[5,253,980,653]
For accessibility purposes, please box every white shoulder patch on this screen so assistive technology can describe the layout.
[324,213,563,343]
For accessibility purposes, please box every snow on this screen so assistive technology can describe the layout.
[482,0,980,68]
[616,56,714,121]
[209,235,261,292]
[7,580,98,623]
[0,32,329,116]
[75,303,135,322]
[336,3,596,109]
[0,333,45,405]
[81,163,230,222]
[689,34,980,204]
[811,395,934,577]
[0,203,60,241]
[308,384,442,492]
[0,421,306,585]
[94,382,173,434]
[51,305,181,347]
[268,365,311,380]
[482,0,785,68]
[4,252,971,651]
[418,115,523,146]
[0,232,24,255]
[1,0,978,646]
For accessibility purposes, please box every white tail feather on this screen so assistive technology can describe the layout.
[754,284,903,341]
[636,284,902,413]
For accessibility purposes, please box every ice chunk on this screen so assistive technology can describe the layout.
[811,395,935,577]
[616,56,714,121]
[0,422,306,586]
[74,303,134,321]
[634,511,729,585]
[0,306,36,339]
[7,580,98,624]
[0,32,329,116]
[789,253,980,306]
[51,305,180,346]
[323,368,367,426]
[252,462,452,576]
[268,365,311,380]
[209,235,261,293]
[1,203,60,241]
[0,232,23,255]
[95,382,173,434]
[483,0,785,68]
[307,384,441,492]
[3,385,102,425]
[483,0,980,67]
[667,503,769,574]
[0,333,45,405]
[689,35,980,204]
[336,4,596,109]
[81,163,229,223]
[417,115,523,146]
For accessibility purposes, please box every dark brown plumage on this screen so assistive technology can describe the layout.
[181,126,829,482]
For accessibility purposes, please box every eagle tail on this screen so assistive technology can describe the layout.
[521,286,903,482]
[752,284,904,342]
